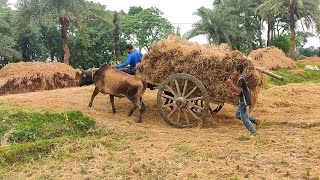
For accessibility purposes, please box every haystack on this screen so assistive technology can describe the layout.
[0,62,81,95]
[297,57,320,66]
[248,46,297,70]
[137,36,264,108]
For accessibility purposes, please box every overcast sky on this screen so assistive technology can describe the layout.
[8,0,319,47]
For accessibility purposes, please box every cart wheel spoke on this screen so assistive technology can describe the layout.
[186,96,204,102]
[183,109,190,125]
[185,86,197,99]
[163,102,175,108]
[186,106,200,121]
[182,80,188,97]
[176,108,181,124]
[175,80,181,96]
[165,85,177,97]
[167,107,177,118]
[162,93,174,100]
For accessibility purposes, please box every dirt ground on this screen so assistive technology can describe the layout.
[0,83,320,179]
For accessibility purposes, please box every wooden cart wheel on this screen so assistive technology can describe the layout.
[157,73,209,128]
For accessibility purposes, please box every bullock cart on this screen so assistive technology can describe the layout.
[143,68,282,129]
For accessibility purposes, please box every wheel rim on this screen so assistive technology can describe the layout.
[157,73,209,128]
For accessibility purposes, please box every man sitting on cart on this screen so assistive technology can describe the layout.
[115,44,143,75]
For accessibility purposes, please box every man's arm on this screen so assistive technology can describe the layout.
[226,79,242,94]
[115,55,132,69]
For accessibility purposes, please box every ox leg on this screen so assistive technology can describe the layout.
[88,87,100,107]
[110,95,116,113]
[136,101,146,123]
[129,98,146,123]
[128,106,137,117]
[137,99,146,123]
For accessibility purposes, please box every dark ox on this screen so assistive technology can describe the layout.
[79,64,147,123]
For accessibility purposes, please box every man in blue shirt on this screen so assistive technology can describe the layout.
[115,44,143,75]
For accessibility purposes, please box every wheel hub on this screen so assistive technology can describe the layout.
[176,97,187,107]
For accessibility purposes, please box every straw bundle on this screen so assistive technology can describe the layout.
[137,36,264,108]
[0,62,81,95]
[248,46,297,70]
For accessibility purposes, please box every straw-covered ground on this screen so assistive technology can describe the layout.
[0,82,320,179]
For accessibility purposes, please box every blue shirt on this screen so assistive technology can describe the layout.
[115,51,143,73]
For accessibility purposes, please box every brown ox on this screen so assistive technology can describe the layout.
[79,63,147,123]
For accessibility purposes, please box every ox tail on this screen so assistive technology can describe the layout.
[141,78,147,96]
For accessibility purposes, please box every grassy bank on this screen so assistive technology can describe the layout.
[0,104,96,165]
[268,62,320,85]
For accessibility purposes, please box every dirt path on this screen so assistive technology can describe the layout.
[0,128,15,147]
[0,83,320,179]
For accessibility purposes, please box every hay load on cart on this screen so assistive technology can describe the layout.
[137,36,281,128]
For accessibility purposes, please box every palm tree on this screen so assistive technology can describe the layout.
[258,0,320,59]
[185,0,263,52]
[16,0,87,64]
[184,6,242,49]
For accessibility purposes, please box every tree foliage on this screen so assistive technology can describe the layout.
[0,0,21,65]
[120,7,174,51]
[16,0,88,64]
[69,2,126,69]
[258,0,320,59]
[297,46,319,57]
[186,0,264,52]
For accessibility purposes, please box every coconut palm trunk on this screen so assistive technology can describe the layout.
[59,16,71,65]
[289,21,295,59]
[289,1,296,60]
[113,13,121,64]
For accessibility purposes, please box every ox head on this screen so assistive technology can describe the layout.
[79,69,94,87]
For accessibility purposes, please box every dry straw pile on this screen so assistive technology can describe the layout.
[137,36,264,107]
[248,46,297,70]
[0,62,81,95]
[297,57,320,66]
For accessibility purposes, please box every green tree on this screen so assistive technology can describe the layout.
[298,46,319,57]
[41,24,63,61]
[271,35,290,54]
[185,6,242,49]
[16,23,48,61]
[0,0,21,65]
[271,34,301,54]
[69,1,125,69]
[120,7,174,51]
[186,0,263,52]
[258,0,320,59]
[16,0,88,64]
